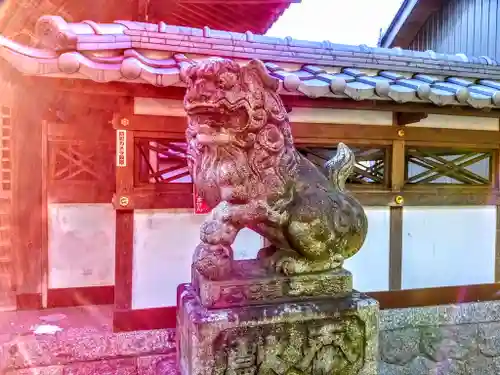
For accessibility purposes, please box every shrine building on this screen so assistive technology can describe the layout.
[0,0,499,335]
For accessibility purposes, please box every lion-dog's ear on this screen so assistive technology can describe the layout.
[175,54,197,84]
[242,59,280,92]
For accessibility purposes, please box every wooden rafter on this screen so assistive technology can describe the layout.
[395,111,428,126]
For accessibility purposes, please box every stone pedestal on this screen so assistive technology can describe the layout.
[192,259,353,308]
[177,260,379,375]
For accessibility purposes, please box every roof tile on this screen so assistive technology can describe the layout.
[469,84,499,98]
[302,65,326,75]
[76,35,116,43]
[249,34,285,45]
[149,38,165,44]
[332,73,356,83]
[228,32,247,41]
[379,71,405,80]
[446,77,475,87]
[467,92,492,108]
[387,84,416,103]
[480,80,500,91]
[315,72,337,83]
[206,29,234,40]
[344,81,374,101]
[413,74,441,84]
[357,76,389,87]
[264,62,280,71]
[288,38,324,49]
[292,70,315,80]
[4,16,500,109]
[342,68,366,78]
[428,88,456,106]
[298,79,330,98]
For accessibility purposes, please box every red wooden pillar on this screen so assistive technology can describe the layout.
[113,103,136,318]
[10,80,51,309]
[111,107,191,331]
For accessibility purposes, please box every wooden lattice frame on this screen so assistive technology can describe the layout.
[135,139,191,184]
[405,148,493,185]
[48,139,115,183]
[298,146,387,185]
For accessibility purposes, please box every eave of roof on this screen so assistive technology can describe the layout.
[379,0,445,49]
[0,0,296,40]
[140,0,298,35]
[2,16,500,110]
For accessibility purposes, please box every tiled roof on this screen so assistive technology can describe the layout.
[2,15,500,109]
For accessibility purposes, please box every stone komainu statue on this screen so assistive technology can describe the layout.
[182,58,368,280]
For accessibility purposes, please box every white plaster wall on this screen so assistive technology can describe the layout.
[407,114,499,131]
[133,97,393,126]
[48,203,116,289]
[402,206,496,289]
[287,108,393,125]
[132,207,391,309]
[344,207,390,293]
[132,210,264,309]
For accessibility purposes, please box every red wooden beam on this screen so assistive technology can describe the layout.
[31,76,500,119]
[179,0,298,3]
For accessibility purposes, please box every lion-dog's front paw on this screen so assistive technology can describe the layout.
[272,252,344,276]
[200,218,238,245]
[274,254,303,276]
[260,249,300,275]
[193,243,233,280]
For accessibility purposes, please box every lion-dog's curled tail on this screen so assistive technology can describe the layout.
[324,142,355,192]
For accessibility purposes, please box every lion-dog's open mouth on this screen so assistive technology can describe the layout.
[186,101,249,146]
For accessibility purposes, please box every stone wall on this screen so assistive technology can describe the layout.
[3,300,500,374]
[379,300,500,375]
[0,306,177,375]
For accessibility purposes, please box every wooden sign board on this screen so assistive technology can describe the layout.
[193,185,211,215]
[116,129,127,167]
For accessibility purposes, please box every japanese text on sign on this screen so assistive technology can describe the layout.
[193,185,211,214]
[116,130,127,167]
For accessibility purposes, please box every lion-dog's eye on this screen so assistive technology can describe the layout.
[218,72,236,89]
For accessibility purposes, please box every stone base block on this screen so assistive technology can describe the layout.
[177,283,379,375]
[193,260,353,308]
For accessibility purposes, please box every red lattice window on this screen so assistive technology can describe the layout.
[405,148,493,185]
[136,140,192,184]
[298,146,388,186]
[49,140,115,183]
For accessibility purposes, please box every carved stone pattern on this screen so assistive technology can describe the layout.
[212,316,366,375]
[48,140,114,182]
[406,148,492,185]
[194,260,353,309]
[215,280,282,306]
[379,322,500,374]
[136,140,191,184]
